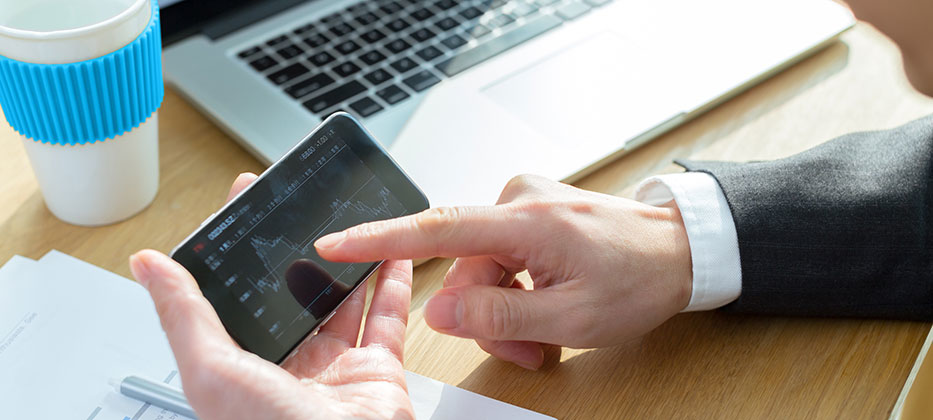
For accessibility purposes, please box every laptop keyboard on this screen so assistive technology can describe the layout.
[236,0,613,119]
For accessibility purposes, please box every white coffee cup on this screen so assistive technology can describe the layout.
[0,0,159,226]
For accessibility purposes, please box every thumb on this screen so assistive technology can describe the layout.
[131,250,325,420]
[424,285,573,345]
[129,250,237,369]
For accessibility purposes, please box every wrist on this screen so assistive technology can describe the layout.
[658,201,693,311]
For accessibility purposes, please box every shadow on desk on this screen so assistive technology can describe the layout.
[455,309,926,419]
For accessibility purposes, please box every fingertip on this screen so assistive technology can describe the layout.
[227,172,260,202]
[233,172,259,186]
[314,230,347,252]
[128,253,148,288]
[476,340,544,370]
[424,291,463,331]
[129,249,166,289]
[512,344,544,371]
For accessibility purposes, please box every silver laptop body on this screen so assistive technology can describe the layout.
[163,0,854,207]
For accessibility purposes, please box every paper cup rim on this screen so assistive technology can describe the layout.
[0,0,148,41]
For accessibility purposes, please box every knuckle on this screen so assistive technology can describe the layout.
[347,219,383,239]
[380,263,413,287]
[503,174,543,196]
[475,291,522,339]
[414,207,461,246]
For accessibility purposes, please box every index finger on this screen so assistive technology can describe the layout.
[314,206,527,262]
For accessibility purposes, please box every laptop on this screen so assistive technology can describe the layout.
[162,0,854,207]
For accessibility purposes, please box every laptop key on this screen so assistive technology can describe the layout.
[387,19,410,32]
[435,17,460,31]
[416,45,444,61]
[303,33,329,48]
[335,40,362,55]
[403,70,441,92]
[410,27,437,42]
[268,63,309,85]
[385,38,412,53]
[238,46,262,59]
[465,23,492,38]
[276,43,303,59]
[361,29,387,44]
[555,1,591,20]
[303,81,367,113]
[347,2,369,13]
[436,14,562,77]
[321,12,342,24]
[380,1,404,14]
[410,8,434,22]
[511,3,538,17]
[488,14,516,28]
[329,22,355,37]
[249,55,278,72]
[584,0,612,6]
[433,0,457,10]
[333,61,363,78]
[285,74,336,99]
[266,35,288,46]
[440,34,468,50]
[460,7,483,20]
[390,57,419,74]
[309,51,336,67]
[360,50,388,65]
[356,12,380,25]
[376,84,410,105]
[364,68,394,85]
[293,23,315,35]
[349,97,385,117]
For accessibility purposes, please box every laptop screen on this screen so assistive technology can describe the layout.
[161,0,314,46]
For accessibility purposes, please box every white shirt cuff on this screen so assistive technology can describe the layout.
[634,172,742,311]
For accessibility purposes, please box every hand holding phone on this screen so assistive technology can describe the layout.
[129,113,425,419]
[170,113,428,363]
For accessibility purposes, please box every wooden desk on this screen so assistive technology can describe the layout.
[2,24,932,418]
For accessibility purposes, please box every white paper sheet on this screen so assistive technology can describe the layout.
[0,251,553,420]
[0,251,187,420]
[406,371,555,420]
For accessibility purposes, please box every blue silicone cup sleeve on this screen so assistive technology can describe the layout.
[0,1,163,145]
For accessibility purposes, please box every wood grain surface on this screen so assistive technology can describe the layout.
[2,23,932,419]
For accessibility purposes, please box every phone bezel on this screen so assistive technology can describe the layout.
[169,112,428,364]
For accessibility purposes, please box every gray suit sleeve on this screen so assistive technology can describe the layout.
[678,115,933,319]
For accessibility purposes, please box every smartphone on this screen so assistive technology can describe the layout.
[170,113,429,364]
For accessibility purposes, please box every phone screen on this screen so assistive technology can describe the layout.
[171,114,428,363]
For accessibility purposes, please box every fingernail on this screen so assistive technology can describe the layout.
[513,346,544,370]
[129,253,152,289]
[425,293,462,330]
[315,231,347,250]
[514,359,540,371]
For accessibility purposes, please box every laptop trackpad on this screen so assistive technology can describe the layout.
[482,32,683,146]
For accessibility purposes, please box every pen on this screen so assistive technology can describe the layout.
[115,375,197,419]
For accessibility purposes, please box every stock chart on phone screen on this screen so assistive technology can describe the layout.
[186,128,408,351]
